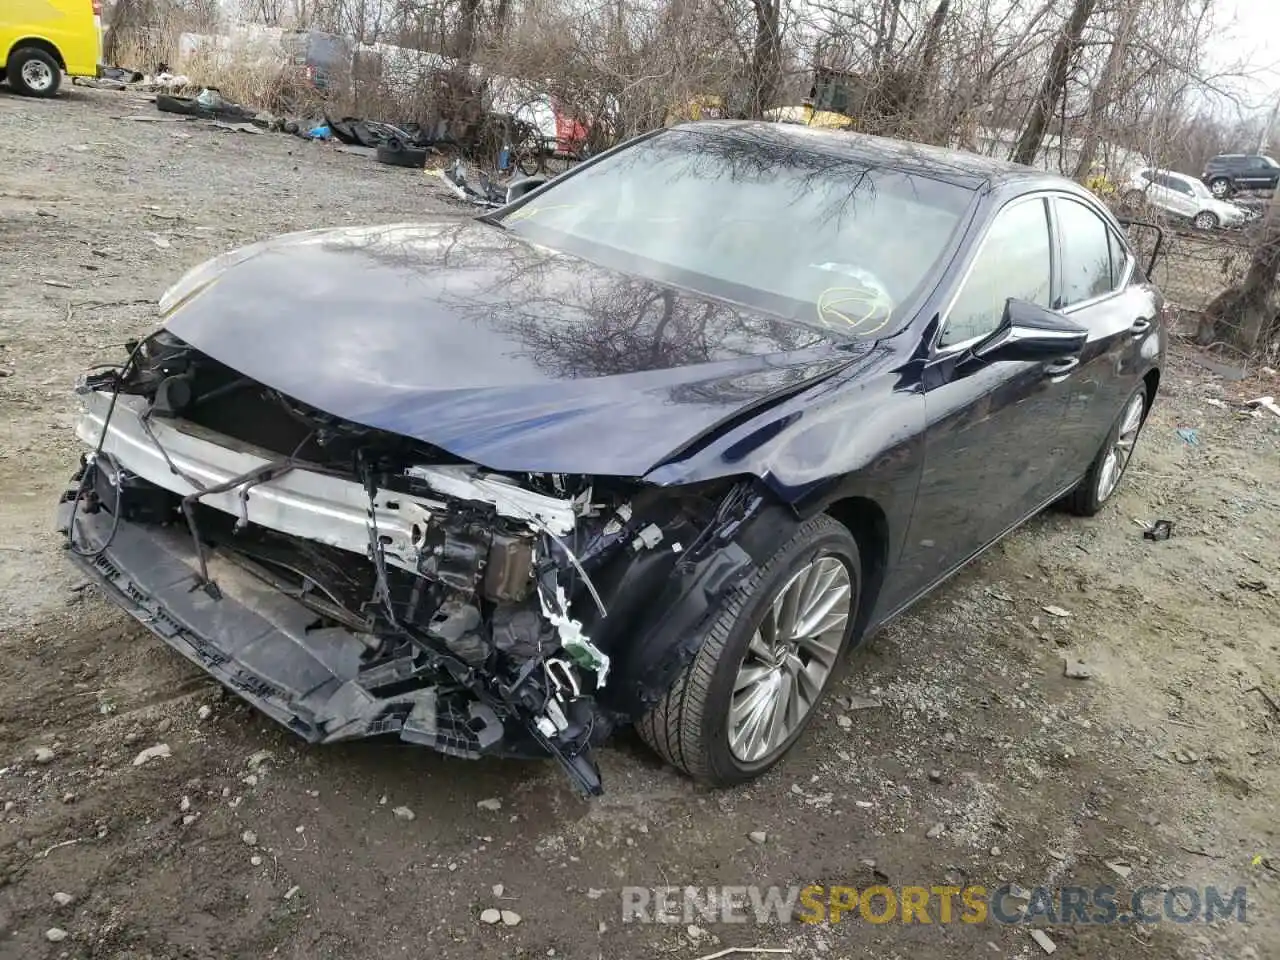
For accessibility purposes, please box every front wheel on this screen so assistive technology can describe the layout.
[1208,177,1231,198]
[637,514,860,785]
[1064,383,1148,517]
[7,47,62,98]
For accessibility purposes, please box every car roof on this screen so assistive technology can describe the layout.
[1147,168,1194,180]
[670,120,1069,191]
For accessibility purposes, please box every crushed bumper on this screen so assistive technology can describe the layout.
[56,496,567,765]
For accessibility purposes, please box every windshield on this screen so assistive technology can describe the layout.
[497,128,974,338]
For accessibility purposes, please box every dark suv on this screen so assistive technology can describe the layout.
[1201,154,1280,197]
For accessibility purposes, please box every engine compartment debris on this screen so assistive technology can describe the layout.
[58,331,768,795]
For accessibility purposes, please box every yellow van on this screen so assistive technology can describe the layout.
[2,0,102,98]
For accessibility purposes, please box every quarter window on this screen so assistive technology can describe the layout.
[1055,198,1118,307]
[1106,228,1130,289]
[940,198,1052,349]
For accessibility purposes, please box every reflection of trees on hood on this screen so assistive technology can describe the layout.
[326,219,827,402]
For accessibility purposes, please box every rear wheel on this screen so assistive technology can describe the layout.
[1192,210,1219,230]
[7,47,61,98]
[637,514,859,785]
[1065,383,1148,517]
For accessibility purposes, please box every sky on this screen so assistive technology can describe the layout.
[1204,0,1280,115]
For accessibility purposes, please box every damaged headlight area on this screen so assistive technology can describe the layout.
[57,332,768,795]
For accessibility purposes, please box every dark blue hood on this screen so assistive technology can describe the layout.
[162,220,865,476]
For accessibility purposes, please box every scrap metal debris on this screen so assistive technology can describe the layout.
[211,121,263,135]
[1246,396,1280,418]
[437,160,507,207]
[1029,929,1057,954]
[1062,657,1092,680]
[1142,519,1174,541]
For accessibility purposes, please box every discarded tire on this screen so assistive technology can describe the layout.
[376,139,429,169]
[326,116,361,145]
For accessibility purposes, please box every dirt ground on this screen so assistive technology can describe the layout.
[1,88,1278,960]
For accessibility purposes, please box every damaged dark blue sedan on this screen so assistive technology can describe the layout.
[58,122,1165,795]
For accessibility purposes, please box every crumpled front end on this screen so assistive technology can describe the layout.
[57,332,767,795]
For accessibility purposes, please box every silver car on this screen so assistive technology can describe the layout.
[1123,168,1252,230]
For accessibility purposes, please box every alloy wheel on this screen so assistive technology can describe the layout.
[22,59,55,93]
[1096,392,1145,503]
[1209,179,1229,198]
[1193,212,1217,230]
[728,555,852,763]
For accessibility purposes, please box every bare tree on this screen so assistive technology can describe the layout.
[1011,0,1098,166]
[1200,195,1280,355]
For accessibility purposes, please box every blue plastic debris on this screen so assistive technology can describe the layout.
[307,124,331,140]
[1176,427,1199,445]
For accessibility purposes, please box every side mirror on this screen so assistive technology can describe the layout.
[974,299,1088,363]
[505,176,549,204]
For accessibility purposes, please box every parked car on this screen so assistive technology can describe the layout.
[2,0,101,97]
[1123,168,1251,230]
[57,123,1165,796]
[1201,154,1280,197]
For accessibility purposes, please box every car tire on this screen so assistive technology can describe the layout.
[1208,177,1231,198]
[1064,382,1149,517]
[7,47,62,98]
[376,138,428,168]
[636,514,860,786]
[1192,210,1219,230]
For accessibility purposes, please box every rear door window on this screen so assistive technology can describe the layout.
[1054,198,1119,307]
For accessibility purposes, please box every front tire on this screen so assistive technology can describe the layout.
[7,47,61,98]
[1208,178,1231,198]
[637,514,860,786]
[1065,383,1148,517]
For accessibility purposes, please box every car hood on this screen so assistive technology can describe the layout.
[162,220,865,476]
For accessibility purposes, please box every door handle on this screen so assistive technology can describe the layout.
[1130,317,1153,336]
[1044,357,1080,377]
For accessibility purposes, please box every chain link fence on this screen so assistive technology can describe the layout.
[1126,222,1252,311]
[1151,233,1253,312]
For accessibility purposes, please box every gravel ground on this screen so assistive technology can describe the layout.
[1,87,1278,960]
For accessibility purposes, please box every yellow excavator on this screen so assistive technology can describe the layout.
[764,67,864,129]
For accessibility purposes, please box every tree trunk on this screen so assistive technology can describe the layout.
[1072,3,1138,180]
[1011,0,1098,167]
[456,0,482,61]
[1200,193,1280,353]
[748,0,782,117]
[904,0,950,135]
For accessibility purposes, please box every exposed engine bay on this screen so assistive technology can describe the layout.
[58,331,773,795]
